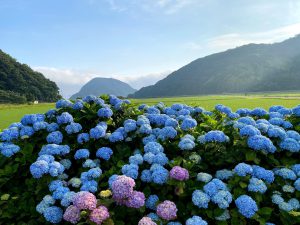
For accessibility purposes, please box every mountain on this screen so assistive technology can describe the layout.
[70,77,136,99]
[129,35,300,98]
[0,50,60,103]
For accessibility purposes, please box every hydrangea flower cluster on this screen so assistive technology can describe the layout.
[3,95,300,224]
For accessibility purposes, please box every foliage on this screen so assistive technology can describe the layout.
[0,49,60,103]
[0,90,27,104]
[1,95,300,224]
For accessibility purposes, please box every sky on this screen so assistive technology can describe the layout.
[1,0,300,97]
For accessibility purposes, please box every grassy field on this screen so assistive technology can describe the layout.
[1,93,300,130]
[0,103,54,130]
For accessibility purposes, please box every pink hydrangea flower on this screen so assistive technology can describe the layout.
[170,166,189,181]
[156,200,177,220]
[73,191,97,210]
[138,217,157,225]
[112,175,135,200]
[89,206,110,224]
[125,191,145,208]
[63,205,81,224]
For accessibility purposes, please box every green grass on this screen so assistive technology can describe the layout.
[0,103,54,130]
[1,93,300,130]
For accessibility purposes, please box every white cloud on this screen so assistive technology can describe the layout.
[34,66,170,98]
[184,22,300,54]
[103,0,198,14]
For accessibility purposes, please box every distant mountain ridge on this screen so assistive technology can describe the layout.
[0,50,60,103]
[70,77,136,99]
[130,34,300,98]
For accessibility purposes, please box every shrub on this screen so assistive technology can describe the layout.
[1,96,300,224]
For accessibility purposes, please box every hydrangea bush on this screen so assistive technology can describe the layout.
[1,95,300,224]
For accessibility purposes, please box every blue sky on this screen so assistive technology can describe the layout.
[1,0,300,97]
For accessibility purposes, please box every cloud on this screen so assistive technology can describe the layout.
[103,0,198,14]
[184,22,300,54]
[33,66,170,98]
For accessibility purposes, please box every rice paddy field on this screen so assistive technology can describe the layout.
[1,93,300,130]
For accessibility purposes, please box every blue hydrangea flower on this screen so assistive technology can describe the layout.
[186,216,208,225]
[250,108,267,117]
[152,152,169,166]
[203,179,227,197]
[271,194,284,205]
[179,137,195,150]
[252,165,274,183]
[68,178,81,188]
[267,127,287,140]
[86,167,102,179]
[61,191,76,207]
[288,198,300,210]
[248,178,267,193]
[247,135,276,153]
[56,99,72,109]
[197,172,213,183]
[144,142,164,154]
[43,206,63,223]
[237,116,256,126]
[52,186,70,200]
[150,164,169,185]
[33,122,48,131]
[122,164,139,179]
[141,170,152,183]
[235,195,258,218]
[98,107,113,118]
[83,95,97,103]
[109,131,124,142]
[165,118,178,127]
[211,190,232,209]
[204,130,229,143]
[158,126,177,140]
[146,195,159,210]
[292,105,300,116]
[274,168,297,180]
[90,125,106,139]
[39,144,70,156]
[65,123,82,134]
[287,130,300,141]
[138,124,152,135]
[215,169,233,180]
[239,125,261,137]
[74,149,90,160]
[48,180,64,192]
[0,127,19,141]
[47,123,59,132]
[77,133,90,144]
[0,143,20,157]
[49,162,65,177]
[30,160,49,178]
[56,112,73,124]
[234,163,253,177]
[129,154,143,165]
[192,190,210,208]
[72,100,84,110]
[82,159,97,168]
[279,138,300,152]
[282,185,295,193]
[180,118,197,130]
[46,131,63,144]
[19,126,35,137]
[279,202,293,212]
[124,119,137,132]
[96,147,113,160]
